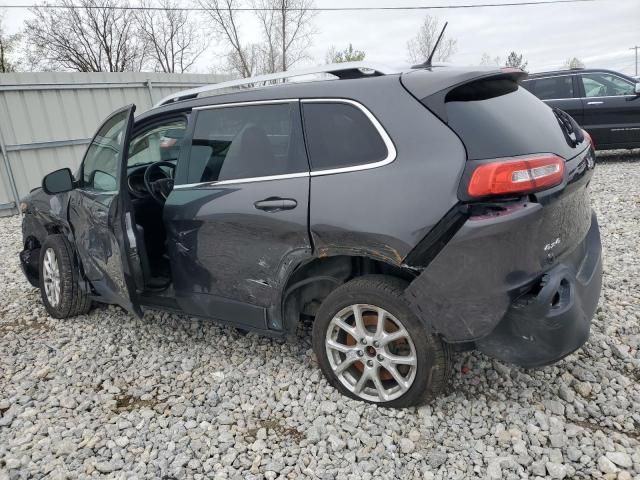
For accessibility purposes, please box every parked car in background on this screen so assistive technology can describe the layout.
[522,68,640,150]
[19,63,602,407]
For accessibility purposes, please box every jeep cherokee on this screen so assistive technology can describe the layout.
[19,63,603,407]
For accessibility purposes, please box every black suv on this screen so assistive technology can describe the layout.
[522,68,640,150]
[19,63,602,407]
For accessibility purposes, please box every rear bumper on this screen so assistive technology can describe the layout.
[405,208,602,368]
[476,214,602,367]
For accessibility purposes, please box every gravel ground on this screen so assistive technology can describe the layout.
[1,152,639,480]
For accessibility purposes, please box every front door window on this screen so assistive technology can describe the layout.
[82,109,130,192]
[581,73,635,98]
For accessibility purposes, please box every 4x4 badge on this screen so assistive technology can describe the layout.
[544,237,561,252]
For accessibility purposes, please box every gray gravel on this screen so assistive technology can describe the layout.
[1,152,639,479]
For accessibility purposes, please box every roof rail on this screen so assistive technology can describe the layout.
[155,62,398,107]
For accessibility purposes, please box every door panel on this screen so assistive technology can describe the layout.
[581,97,640,147]
[68,105,142,316]
[165,100,311,330]
[164,177,311,330]
[579,73,640,147]
[523,75,584,124]
[69,192,116,282]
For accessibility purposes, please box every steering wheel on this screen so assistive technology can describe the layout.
[143,161,176,204]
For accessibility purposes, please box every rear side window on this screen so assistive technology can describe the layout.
[524,76,574,100]
[302,102,388,171]
[186,102,307,183]
[443,78,581,160]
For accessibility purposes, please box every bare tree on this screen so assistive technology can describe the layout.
[25,0,146,72]
[326,44,365,64]
[479,52,491,66]
[563,57,585,69]
[407,15,457,65]
[253,0,317,72]
[0,10,21,72]
[198,0,256,77]
[479,52,502,67]
[136,0,207,73]
[199,0,316,77]
[253,0,278,74]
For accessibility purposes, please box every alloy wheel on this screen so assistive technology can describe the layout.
[325,304,418,402]
[42,247,61,307]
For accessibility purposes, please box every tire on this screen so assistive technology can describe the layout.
[312,275,450,407]
[39,234,92,319]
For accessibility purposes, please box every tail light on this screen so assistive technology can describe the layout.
[467,154,565,198]
[582,129,594,148]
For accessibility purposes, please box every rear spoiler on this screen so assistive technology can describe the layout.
[401,67,528,123]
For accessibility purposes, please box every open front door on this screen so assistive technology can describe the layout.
[68,104,144,317]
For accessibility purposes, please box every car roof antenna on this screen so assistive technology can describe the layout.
[412,21,448,70]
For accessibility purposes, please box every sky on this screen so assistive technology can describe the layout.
[1,0,639,76]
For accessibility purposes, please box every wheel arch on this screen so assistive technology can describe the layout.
[20,234,43,287]
[279,254,418,333]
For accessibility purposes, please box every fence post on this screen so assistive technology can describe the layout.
[0,124,22,217]
[145,79,154,107]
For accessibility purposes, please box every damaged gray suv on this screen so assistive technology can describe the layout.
[19,62,602,407]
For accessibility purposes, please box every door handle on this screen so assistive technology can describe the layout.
[254,197,297,212]
[587,101,604,105]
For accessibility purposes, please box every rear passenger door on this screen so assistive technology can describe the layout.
[302,99,399,258]
[579,72,640,148]
[164,100,311,331]
[522,74,583,123]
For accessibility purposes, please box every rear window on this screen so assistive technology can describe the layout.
[442,78,581,161]
[302,102,388,171]
[186,102,307,183]
[523,76,574,100]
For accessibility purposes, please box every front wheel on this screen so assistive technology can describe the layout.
[312,275,450,407]
[39,235,91,319]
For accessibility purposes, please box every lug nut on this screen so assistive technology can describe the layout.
[367,360,374,367]
[373,341,380,347]
[360,338,367,345]
[357,350,364,357]
[377,354,384,361]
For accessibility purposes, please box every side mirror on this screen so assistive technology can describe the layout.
[42,168,74,195]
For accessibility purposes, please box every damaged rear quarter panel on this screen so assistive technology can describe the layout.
[309,79,467,264]
[404,149,595,342]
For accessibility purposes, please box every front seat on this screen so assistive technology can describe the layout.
[218,124,276,180]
